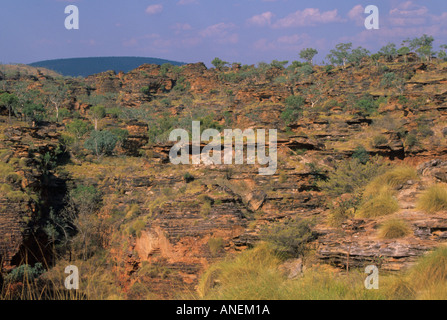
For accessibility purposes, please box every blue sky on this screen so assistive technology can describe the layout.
[2,0,447,66]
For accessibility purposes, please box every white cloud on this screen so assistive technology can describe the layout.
[348,4,364,26]
[273,8,344,28]
[388,1,428,26]
[199,22,239,45]
[171,23,193,34]
[247,12,274,27]
[200,22,236,37]
[145,4,163,15]
[277,34,307,44]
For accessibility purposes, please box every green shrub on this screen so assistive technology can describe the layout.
[356,94,382,115]
[281,96,305,125]
[351,146,370,164]
[405,133,418,148]
[183,172,194,183]
[84,130,118,156]
[327,196,360,227]
[261,218,316,258]
[0,183,12,194]
[66,119,92,140]
[418,125,434,138]
[318,156,389,197]
[6,190,30,202]
[378,218,412,239]
[200,201,212,217]
[0,162,14,181]
[5,263,45,283]
[128,219,146,238]
[6,172,21,184]
[372,135,388,147]
[417,184,447,213]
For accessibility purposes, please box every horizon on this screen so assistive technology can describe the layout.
[1,1,447,67]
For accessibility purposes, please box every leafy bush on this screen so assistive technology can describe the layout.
[70,184,103,213]
[351,146,370,164]
[378,218,412,239]
[5,263,45,283]
[261,218,316,258]
[381,72,396,88]
[417,184,447,213]
[284,95,305,109]
[84,130,118,156]
[173,76,190,92]
[372,135,388,147]
[129,219,146,238]
[6,190,31,202]
[355,94,384,116]
[327,195,361,227]
[183,172,194,183]
[281,95,305,125]
[418,125,434,138]
[66,119,92,141]
[200,201,212,217]
[405,133,418,148]
[318,156,389,197]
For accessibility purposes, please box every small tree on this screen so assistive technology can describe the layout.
[378,43,398,61]
[89,105,106,131]
[23,103,45,126]
[299,48,318,65]
[438,45,447,61]
[270,60,289,69]
[403,34,434,62]
[0,92,18,123]
[211,57,228,70]
[66,119,92,141]
[348,47,371,66]
[45,83,68,123]
[327,43,353,67]
[398,46,410,63]
[305,81,323,108]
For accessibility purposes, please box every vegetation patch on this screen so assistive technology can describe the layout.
[417,184,447,214]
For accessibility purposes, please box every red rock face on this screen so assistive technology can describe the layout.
[0,125,61,270]
[3,59,447,297]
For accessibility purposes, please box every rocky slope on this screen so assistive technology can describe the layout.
[1,56,447,297]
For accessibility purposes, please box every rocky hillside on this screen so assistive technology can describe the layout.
[1,52,447,299]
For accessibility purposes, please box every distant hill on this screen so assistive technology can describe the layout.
[0,63,62,78]
[29,57,186,77]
